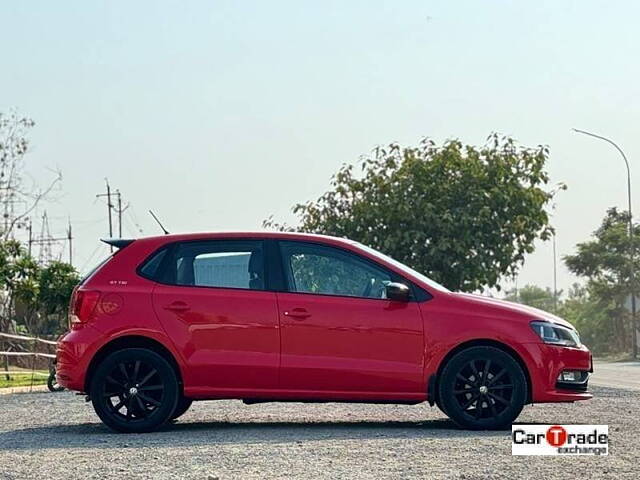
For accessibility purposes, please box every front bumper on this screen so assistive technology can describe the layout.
[520,342,593,403]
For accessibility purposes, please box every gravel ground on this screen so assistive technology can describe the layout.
[0,386,637,479]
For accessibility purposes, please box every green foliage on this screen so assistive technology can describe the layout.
[0,240,79,335]
[563,208,638,353]
[266,135,561,292]
[503,282,613,355]
[0,240,38,292]
[38,262,80,316]
[557,284,611,355]
[504,284,561,314]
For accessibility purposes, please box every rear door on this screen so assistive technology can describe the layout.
[276,241,425,395]
[151,239,280,393]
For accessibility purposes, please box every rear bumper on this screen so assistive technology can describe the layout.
[521,342,593,403]
[55,325,103,392]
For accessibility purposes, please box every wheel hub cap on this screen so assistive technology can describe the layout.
[479,385,488,394]
[128,387,138,396]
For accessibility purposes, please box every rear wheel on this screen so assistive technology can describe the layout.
[170,396,193,421]
[438,346,527,430]
[90,348,179,433]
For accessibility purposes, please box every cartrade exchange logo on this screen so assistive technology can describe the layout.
[512,425,608,455]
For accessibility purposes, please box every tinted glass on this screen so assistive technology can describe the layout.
[170,240,264,290]
[355,243,450,293]
[138,248,168,280]
[280,241,392,299]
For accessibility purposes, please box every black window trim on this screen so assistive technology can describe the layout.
[275,239,431,303]
[136,238,269,293]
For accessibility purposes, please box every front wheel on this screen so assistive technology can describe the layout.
[90,348,179,433]
[438,346,527,430]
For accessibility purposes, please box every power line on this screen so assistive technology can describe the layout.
[28,211,73,265]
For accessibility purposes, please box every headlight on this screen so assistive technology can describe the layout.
[530,321,581,348]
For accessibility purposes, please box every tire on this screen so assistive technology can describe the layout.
[47,371,64,392]
[438,346,527,430]
[90,348,179,433]
[170,396,193,421]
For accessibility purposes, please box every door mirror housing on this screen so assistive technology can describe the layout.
[385,282,411,302]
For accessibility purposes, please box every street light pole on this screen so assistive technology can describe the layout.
[573,128,638,359]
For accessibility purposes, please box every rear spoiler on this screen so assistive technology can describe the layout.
[101,238,136,250]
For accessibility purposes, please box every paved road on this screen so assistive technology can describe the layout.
[591,361,640,391]
[0,385,637,479]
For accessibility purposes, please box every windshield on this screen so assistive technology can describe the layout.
[355,243,451,293]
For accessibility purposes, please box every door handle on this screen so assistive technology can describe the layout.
[164,301,190,312]
[283,308,311,319]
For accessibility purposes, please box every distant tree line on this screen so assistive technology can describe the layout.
[507,208,637,355]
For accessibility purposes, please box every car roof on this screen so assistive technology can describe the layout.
[136,231,358,246]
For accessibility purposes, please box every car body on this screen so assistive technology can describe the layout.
[57,232,592,432]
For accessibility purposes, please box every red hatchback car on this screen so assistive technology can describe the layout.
[57,232,592,433]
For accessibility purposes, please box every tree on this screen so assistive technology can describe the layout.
[564,207,639,353]
[558,284,611,355]
[0,240,38,333]
[504,284,561,314]
[35,261,80,334]
[0,110,61,240]
[265,135,562,292]
[0,239,79,335]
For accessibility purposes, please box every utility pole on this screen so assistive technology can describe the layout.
[67,219,73,266]
[96,179,114,251]
[117,190,122,237]
[553,231,558,313]
[573,128,638,359]
[27,220,33,256]
[115,190,128,238]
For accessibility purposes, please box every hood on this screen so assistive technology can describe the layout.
[452,292,575,330]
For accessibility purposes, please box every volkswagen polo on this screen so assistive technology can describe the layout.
[56,232,592,433]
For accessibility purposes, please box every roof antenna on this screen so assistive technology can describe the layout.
[149,210,169,235]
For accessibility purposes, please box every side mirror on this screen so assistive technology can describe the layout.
[385,282,411,302]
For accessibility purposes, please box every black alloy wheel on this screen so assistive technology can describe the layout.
[90,348,179,433]
[438,346,527,430]
[170,396,193,421]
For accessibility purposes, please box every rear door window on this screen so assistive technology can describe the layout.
[166,240,265,290]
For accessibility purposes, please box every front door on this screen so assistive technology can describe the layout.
[152,239,280,394]
[276,241,424,395]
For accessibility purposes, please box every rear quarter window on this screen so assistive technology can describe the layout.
[138,248,169,281]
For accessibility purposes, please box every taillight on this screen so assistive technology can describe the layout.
[69,289,101,326]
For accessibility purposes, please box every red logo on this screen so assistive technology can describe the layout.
[546,425,567,447]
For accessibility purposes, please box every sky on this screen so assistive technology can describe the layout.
[1,0,639,295]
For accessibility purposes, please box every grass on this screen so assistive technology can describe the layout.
[0,370,48,388]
